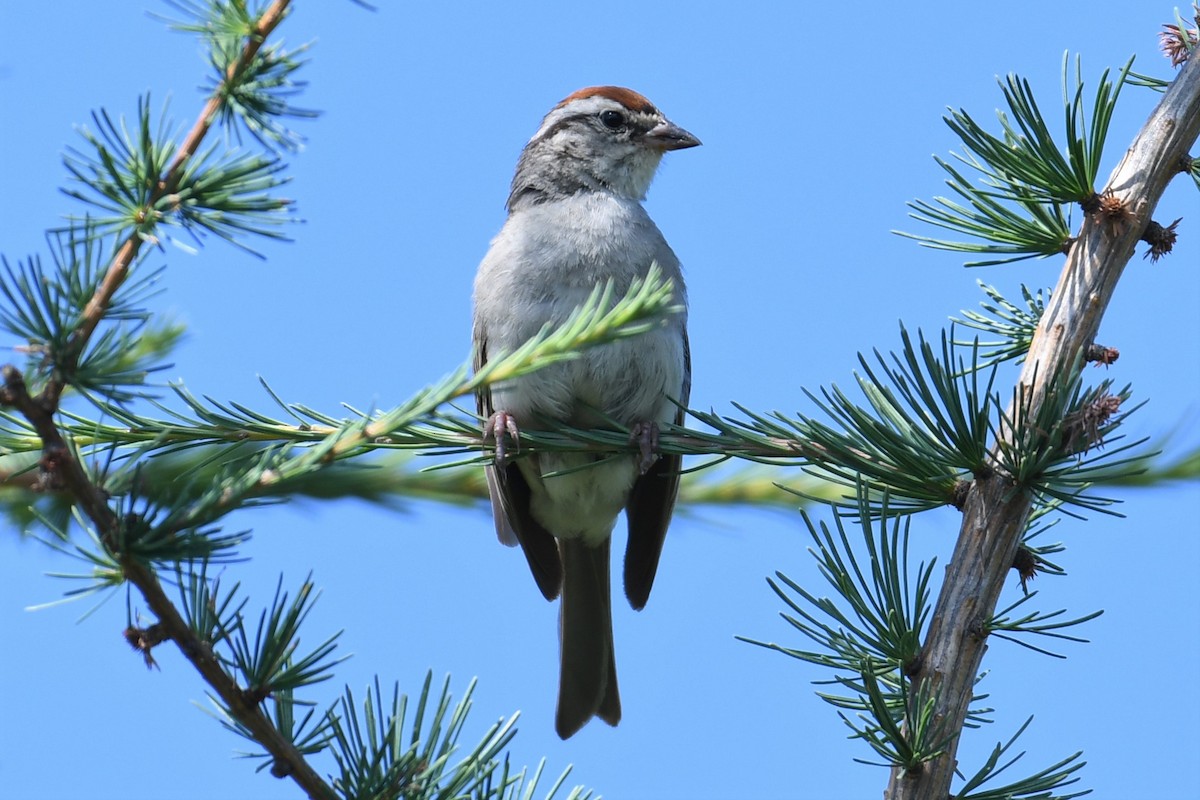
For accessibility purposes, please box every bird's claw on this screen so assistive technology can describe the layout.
[629,421,660,475]
[484,411,521,467]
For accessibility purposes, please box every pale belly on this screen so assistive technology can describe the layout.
[492,323,685,545]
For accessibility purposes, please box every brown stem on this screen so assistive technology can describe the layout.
[63,0,292,403]
[4,376,333,798]
[122,557,335,797]
[885,51,1200,800]
[1,365,115,527]
[3,3,336,798]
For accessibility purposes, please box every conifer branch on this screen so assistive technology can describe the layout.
[67,0,292,396]
[1,3,337,797]
[886,50,1200,800]
[6,4,1198,797]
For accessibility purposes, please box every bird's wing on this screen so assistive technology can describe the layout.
[623,329,690,610]
[475,326,563,601]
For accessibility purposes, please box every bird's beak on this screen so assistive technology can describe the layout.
[644,120,701,151]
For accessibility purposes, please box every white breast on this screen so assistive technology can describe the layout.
[474,192,688,428]
[473,192,688,543]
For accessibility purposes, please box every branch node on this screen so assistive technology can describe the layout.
[1078,191,1102,215]
[1161,21,1198,67]
[966,617,989,642]
[902,652,923,679]
[0,364,30,408]
[124,623,170,670]
[1141,217,1182,261]
[244,686,272,706]
[1092,189,1135,234]
[1012,545,1038,592]
[950,479,972,511]
[1061,390,1123,455]
[36,443,71,492]
[1085,343,1120,366]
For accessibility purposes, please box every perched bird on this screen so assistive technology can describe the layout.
[472,86,699,739]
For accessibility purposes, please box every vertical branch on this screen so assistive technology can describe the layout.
[887,54,1200,799]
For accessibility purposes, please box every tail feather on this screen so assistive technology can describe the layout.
[555,538,620,739]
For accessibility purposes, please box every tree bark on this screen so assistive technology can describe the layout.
[887,53,1200,800]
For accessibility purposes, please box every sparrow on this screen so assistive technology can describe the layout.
[472,86,698,739]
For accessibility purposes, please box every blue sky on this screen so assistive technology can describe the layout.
[1,2,1198,798]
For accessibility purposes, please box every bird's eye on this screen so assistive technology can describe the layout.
[599,110,625,130]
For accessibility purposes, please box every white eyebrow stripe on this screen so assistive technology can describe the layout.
[528,96,621,143]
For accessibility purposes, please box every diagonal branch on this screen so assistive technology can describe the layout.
[1,3,336,798]
[65,0,292,397]
[886,53,1200,800]
[123,559,334,798]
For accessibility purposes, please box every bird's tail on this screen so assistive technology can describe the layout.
[555,537,620,739]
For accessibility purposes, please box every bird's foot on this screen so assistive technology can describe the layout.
[484,411,521,467]
[629,421,660,475]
